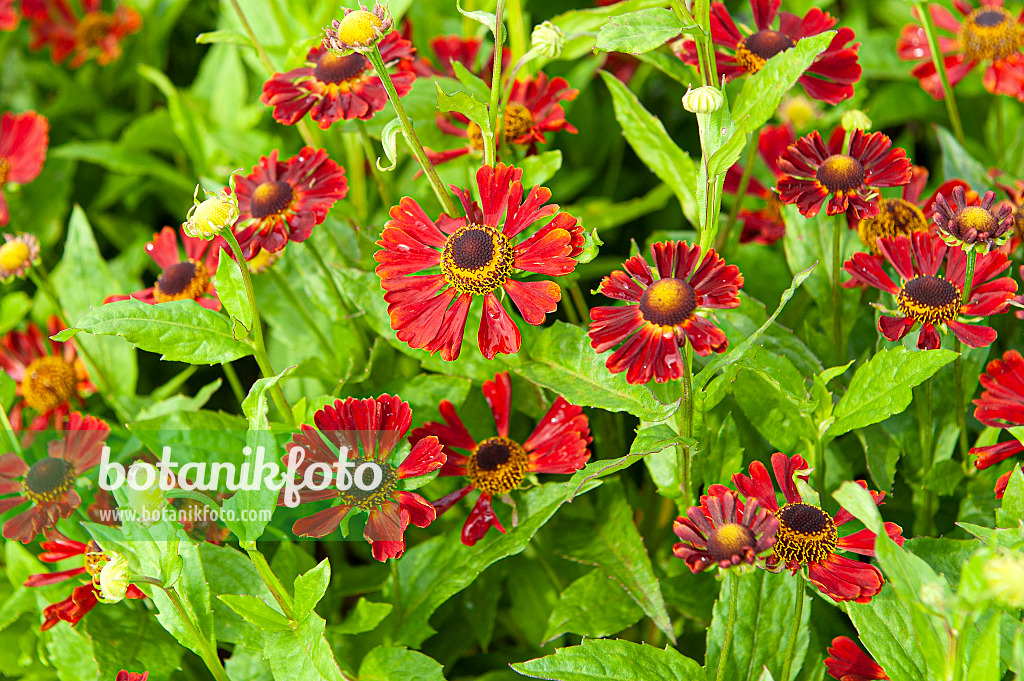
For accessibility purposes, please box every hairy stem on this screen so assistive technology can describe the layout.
[832,215,844,367]
[242,541,295,621]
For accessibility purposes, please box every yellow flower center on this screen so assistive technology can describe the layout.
[250,180,294,220]
[21,356,78,412]
[735,29,796,73]
[76,11,117,48]
[192,196,234,229]
[335,10,383,47]
[22,456,76,504]
[247,246,282,274]
[773,502,837,565]
[857,198,929,255]
[0,158,9,184]
[706,522,757,563]
[638,278,697,327]
[816,154,866,193]
[440,223,514,295]
[153,259,211,303]
[958,205,999,235]
[466,103,536,150]
[314,51,368,85]
[898,274,962,326]
[0,240,32,272]
[336,459,397,510]
[466,436,529,496]
[961,7,1022,62]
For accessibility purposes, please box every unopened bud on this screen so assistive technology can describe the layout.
[184,184,238,240]
[97,553,130,603]
[986,553,1024,608]
[124,462,166,525]
[841,110,872,133]
[682,85,724,114]
[531,21,565,59]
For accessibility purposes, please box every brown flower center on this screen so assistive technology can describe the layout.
[816,154,866,193]
[706,522,756,563]
[466,103,537,150]
[961,7,1022,61]
[0,240,31,273]
[898,274,962,326]
[441,223,514,295]
[21,356,78,412]
[314,52,368,84]
[857,198,929,255]
[466,436,529,496]
[336,459,398,511]
[153,259,211,303]
[250,180,294,219]
[0,158,9,184]
[773,502,837,565]
[22,457,75,503]
[639,278,697,327]
[735,29,796,73]
[76,11,117,48]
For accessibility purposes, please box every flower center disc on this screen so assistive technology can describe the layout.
[639,278,697,327]
[0,240,31,272]
[21,356,78,412]
[314,52,367,84]
[0,158,9,184]
[857,198,929,255]
[466,436,529,496]
[76,11,117,47]
[957,205,999,237]
[502,103,535,143]
[707,522,757,563]
[441,224,514,295]
[337,459,398,511]
[154,259,211,303]
[22,457,75,503]
[961,7,1022,61]
[736,30,796,73]
[898,274,962,326]
[816,154,866,193]
[336,9,383,46]
[773,502,838,565]
[250,180,294,219]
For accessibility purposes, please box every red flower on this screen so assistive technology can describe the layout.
[676,0,861,104]
[0,0,17,30]
[0,316,95,431]
[104,226,223,310]
[897,0,1024,101]
[279,395,444,561]
[425,73,577,166]
[843,231,1016,349]
[409,372,591,546]
[587,240,743,385]
[776,129,913,220]
[724,123,794,245]
[0,111,49,226]
[260,31,416,129]
[969,350,1024,498]
[824,636,889,680]
[733,453,905,603]
[23,533,145,630]
[409,33,507,79]
[21,0,140,67]
[673,487,779,573]
[116,673,149,681]
[0,413,109,542]
[232,147,348,259]
[375,163,582,360]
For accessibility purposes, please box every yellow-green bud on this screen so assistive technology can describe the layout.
[841,110,872,133]
[184,186,238,240]
[97,553,130,603]
[919,580,947,611]
[124,462,166,525]
[986,553,1024,608]
[531,21,565,59]
[682,85,724,114]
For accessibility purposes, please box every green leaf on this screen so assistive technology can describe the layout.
[0,291,31,336]
[456,0,498,34]
[705,570,810,681]
[561,479,675,642]
[831,480,883,534]
[195,28,253,45]
[436,83,493,153]
[937,126,992,193]
[51,141,194,193]
[965,614,1001,681]
[377,118,403,172]
[213,256,253,331]
[600,71,697,223]
[332,598,393,635]
[357,646,447,681]
[997,465,1024,527]
[199,542,278,649]
[828,348,957,439]
[56,298,254,364]
[516,321,677,422]
[595,8,690,55]
[80,601,183,681]
[294,559,331,616]
[706,129,749,178]
[845,585,926,681]
[512,638,703,680]
[543,570,643,643]
[220,594,293,631]
[262,614,347,681]
[519,150,564,187]
[451,60,491,101]
[732,32,835,132]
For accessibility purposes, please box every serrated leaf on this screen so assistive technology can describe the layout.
[844,586,926,681]
[220,594,292,631]
[595,8,691,55]
[543,570,643,643]
[213,256,253,331]
[294,559,330,616]
[357,646,446,681]
[512,638,703,680]
[516,321,677,422]
[56,298,254,364]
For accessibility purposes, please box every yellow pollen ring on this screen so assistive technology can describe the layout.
[466,436,529,496]
[773,503,838,565]
[816,154,866,193]
[440,224,514,296]
[961,7,1022,61]
[857,198,928,255]
[707,522,756,563]
[153,259,211,303]
[958,205,998,233]
[638,278,697,327]
[898,274,962,326]
[0,241,31,272]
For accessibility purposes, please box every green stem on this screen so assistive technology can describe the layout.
[221,229,293,425]
[356,120,394,210]
[343,132,368,221]
[715,571,739,681]
[366,45,459,217]
[569,283,589,320]
[266,267,335,358]
[832,215,844,367]
[717,130,760,252]
[221,362,246,408]
[961,249,976,306]
[164,489,220,507]
[954,249,976,459]
[915,1,965,144]
[914,377,936,536]
[487,0,507,169]
[390,559,403,639]
[165,586,230,681]
[779,573,806,681]
[560,284,581,324]
[0,402,21,453]
[242,541,295,621]
[677,344,695,504]
[227,0,276,74]
[505,0,527,63]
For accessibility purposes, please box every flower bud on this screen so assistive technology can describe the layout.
[531,21,565,59]
[97,553,130,603]
[184,185,238,240]
[124,462,166,525]
[986,552,1024,609]
[682,85,724,114]
[918,579,947,611]
[323,3,392,53]
[841,110,872,133]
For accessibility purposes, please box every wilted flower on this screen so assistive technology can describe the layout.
[323,3,393,54]
[0,232,40,281]
[673,487,779,573]
[933,184,1014,252]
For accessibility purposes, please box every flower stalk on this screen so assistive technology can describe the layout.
[488,0,507,169]
[779,572,806,681]
[165,584,231,681]
[914,1,965,144]
[715,570,739,681]
[677,344,695,503]
[832,214,844,366]
[242,541,295,621]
